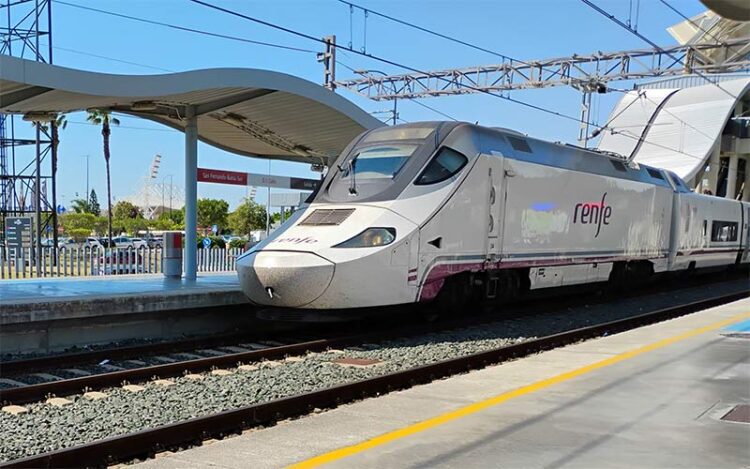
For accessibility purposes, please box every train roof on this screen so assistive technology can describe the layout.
[446,122,682,191]
[360,121,687,191]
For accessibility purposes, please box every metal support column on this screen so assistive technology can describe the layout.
[34,126,41,274]
[578,91,592,148]
[743,156,750,202]
[726,154,738,199]
[707,144,721,194]
[184,106,198,280]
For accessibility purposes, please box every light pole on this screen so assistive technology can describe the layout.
[81,155,90,201]
[162,174,174,214]
[266,160,271,237]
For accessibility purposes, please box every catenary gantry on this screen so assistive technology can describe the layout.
[0,54,383,279]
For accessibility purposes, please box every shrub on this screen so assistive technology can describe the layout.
[197,236,226,249]
[67,228,90,242]
[228,238,246,249]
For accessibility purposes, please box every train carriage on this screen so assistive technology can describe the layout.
[236,122,748,311]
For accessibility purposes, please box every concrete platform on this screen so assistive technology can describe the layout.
[0,273,251,353]
[138,297,750,469]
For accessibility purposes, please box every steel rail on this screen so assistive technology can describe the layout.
[1,274,745,404]
[0,329,267,375]
[0,335,352,405]
[4,290,746,468]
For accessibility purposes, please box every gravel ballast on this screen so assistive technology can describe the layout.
[0,278,746,462]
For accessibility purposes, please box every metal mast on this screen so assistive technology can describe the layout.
[333,38,750,100]
[333,37,750,146]
[0,0,54,265]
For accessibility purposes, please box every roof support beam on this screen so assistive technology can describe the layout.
[194,89,276,116]
[0,85,52,108]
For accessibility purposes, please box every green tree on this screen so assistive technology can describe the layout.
[158,209,184,227]
[123,217,148,236]
[197,198,229,230]
[93,216,108,235]
[228,198,267,235]
[150,217,180,231]
[70,198,93,214]
[59,212,96,234]
[67,228,90,242]
[271,208,294,224]
[88,189,101,216]
[86,109,120,247]
[113,200,142,219]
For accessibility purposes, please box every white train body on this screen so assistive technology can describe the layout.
[236,122,749,310]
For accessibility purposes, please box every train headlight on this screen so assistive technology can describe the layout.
[334,227,396,248]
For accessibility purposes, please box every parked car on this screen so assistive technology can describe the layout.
[131,238,148,249]
[141,233,163,248]
[57,237,78,250]
[84,237,103,249]
[111,236,131,248]
[40,238,55,248]
[93,249,147,275]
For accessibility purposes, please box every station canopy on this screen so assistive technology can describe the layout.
[0,55,383,164]
[597,76,750,181]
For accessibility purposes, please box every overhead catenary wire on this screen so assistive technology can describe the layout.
[579,0,738,100]
[186,0,596,127]
[43,43,176,73]
[594,89,710,161]
[188,0,714,163]
[337,0,564,80]
[55,0,318,54]
[410,99,459,122]
[58,0,711,164]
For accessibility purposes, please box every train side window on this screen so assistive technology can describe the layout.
[702,220,707,238]
[667,171,691,192]
[711,220,738,242]
[646,168,664,180]
[415,147,468,185]
[610,160,628,172]
[507,136,532,153]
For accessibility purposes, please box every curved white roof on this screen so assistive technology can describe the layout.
[0,55,384,163]
[597,77,750,181]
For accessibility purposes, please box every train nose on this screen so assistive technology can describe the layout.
[237,251,334,307]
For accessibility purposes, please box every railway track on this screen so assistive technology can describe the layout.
[1,272,744,405]
[1,283,746,468]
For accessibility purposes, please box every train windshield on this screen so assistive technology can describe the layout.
[315,122,450,203]
[340,144,418,180]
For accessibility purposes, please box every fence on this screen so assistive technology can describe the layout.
[0,246,245,279]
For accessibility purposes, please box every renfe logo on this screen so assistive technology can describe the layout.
[573,192,612,238]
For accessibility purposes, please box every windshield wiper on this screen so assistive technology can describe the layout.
[348,159,358,195]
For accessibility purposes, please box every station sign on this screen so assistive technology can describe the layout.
[4,216,32,257]
[198,167,319,191]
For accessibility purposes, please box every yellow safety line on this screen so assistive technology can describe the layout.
[289,311,750,468]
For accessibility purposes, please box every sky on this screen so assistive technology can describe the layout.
[8,0,711,211]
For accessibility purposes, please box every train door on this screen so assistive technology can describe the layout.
[485,155,505,261]
[743,204,750,263]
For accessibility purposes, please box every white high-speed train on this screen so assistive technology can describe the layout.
[236,122,750,310]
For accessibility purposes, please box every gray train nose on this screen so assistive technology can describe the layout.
[237,251,334,307]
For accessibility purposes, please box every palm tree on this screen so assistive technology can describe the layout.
[70,198,92,214]
[86,109,120,247]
